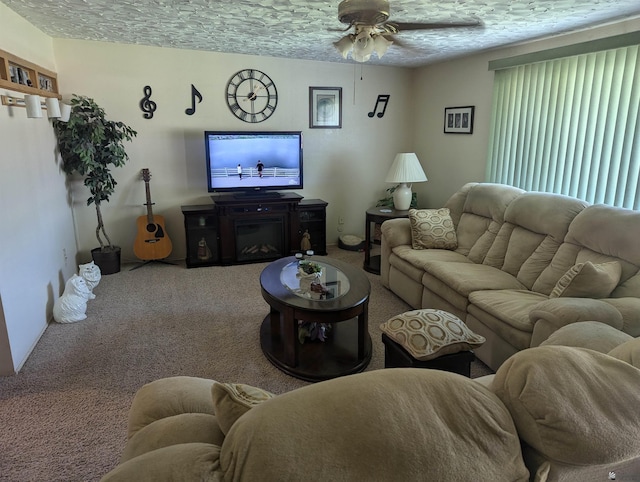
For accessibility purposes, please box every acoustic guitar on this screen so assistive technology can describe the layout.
[133,168,173,260]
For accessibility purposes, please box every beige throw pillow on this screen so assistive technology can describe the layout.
[212,382,275,435]
[380,309,485,361]
[409,208,457,250]
[549,261,621,298]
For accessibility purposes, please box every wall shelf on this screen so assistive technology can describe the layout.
[0,48,60,98]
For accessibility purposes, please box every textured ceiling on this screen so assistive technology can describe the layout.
[3,0,640,68]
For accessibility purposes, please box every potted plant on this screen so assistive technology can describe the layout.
[54,95,137,274]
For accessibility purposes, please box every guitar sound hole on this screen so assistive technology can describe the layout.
[146,224,156,233]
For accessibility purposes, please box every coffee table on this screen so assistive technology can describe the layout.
[259,256,372,382]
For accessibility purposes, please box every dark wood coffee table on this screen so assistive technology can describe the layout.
[259,256,372,382]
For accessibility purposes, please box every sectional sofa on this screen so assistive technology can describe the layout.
[380,182,640,370]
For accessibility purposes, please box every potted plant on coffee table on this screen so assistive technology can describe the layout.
[54,95,137,274]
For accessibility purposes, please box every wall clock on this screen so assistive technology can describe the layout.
[226,69,278,123]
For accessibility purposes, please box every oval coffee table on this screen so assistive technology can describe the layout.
[259,256,372,382]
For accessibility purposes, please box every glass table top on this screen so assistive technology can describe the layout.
[280,259,351,301]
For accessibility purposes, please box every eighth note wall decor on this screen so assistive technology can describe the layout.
[368,94,390,118]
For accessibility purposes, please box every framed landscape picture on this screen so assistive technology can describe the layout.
[444,106,475,134]
[309,87,342,128]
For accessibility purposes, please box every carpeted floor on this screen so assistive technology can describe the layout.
[0,246,491,482]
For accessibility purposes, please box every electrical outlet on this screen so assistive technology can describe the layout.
[63,248,68,266]
[338,216,344,224]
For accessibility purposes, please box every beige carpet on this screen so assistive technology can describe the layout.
[0,246,491,481]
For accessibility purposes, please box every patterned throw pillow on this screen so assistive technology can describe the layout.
[380,309,485,361]
[212,382,275,435]
[409,208,457,250]
[549,261,621,298]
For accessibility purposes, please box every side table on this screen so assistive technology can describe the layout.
[363,206,410,274]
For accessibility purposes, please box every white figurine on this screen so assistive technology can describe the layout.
[53,275,92,323]
[79,261,101,299]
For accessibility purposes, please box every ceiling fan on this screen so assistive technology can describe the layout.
[333,0,482,62]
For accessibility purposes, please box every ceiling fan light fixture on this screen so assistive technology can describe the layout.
[373,34,392,58]
[353,32,375,62]
[334,35,355,59]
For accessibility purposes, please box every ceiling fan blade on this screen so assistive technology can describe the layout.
[383,35,406,48]
[328,25,353,32]
[388,21,482,31]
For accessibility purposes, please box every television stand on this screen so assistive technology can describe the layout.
[232,191,282,199]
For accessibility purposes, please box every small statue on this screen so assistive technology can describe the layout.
[53,274,92,323]
[197,237,212,260]
[79,261,101,299]
[300,229,312,251]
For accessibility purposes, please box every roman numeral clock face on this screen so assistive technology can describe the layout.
[226,69,278,123]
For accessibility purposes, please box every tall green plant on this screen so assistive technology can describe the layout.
[54,95,137,251]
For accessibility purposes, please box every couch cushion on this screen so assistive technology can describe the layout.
[409,208,457,250]
[468,290,549,350]
[563,204,640,298]
[549,261,621,298]
[483,192,587,290]
[608,337,640,369]
[453,183,524,263]
[220,369,529,481]
[492,346,640,466]
[121,413,225,463]
[380,309,485,361]
[540,321,633,353]
[422,262,528,314]
[126,376,216,439]
[212,382,275,435]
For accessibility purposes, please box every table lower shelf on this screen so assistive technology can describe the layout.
[363,254,381,274]
[260,315,372,382]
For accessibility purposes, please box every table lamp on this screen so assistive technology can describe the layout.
[384,153,428,210]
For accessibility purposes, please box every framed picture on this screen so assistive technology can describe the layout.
[444,106,475,134]
[309,87,342,128]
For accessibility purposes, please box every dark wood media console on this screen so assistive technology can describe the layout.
[182,193,327,268]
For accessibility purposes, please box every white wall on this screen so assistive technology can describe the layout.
[412,16,640,208]
[0,3,77,374]
[52,40,414,263]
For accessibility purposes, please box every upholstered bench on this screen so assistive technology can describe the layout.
[380,309,486,377]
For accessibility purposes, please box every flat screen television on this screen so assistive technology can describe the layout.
[205,131,303,196]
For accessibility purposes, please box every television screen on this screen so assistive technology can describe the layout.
[205,131,303,194]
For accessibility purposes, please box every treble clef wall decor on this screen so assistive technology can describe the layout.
[139,85,157,119]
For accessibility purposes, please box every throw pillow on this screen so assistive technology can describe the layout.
[409,208,457,250]
[212,382,275,435]
[380,309,485,361]
[549,260,621,298]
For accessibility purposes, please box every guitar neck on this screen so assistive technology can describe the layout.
[144,180,154,223]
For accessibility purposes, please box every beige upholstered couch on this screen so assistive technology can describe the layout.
[101,330,640,481]
[380,182,640,370]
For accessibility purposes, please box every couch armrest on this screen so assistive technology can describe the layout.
[529,298,623,347]
[380,218,412,287]
[603,298,640,337]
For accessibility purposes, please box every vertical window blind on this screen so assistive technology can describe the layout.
[486,44,640,209]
